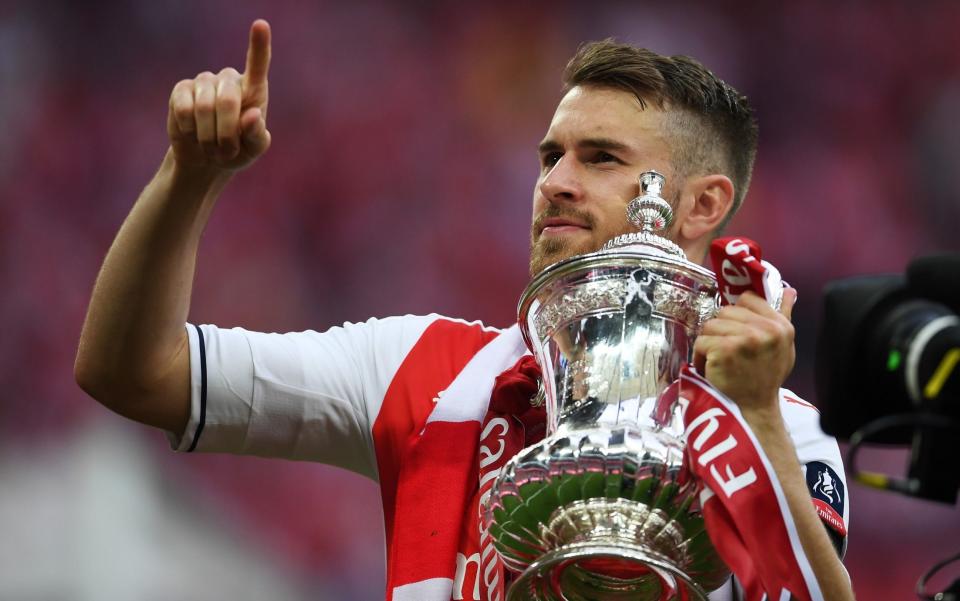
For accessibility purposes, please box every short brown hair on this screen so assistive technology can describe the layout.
[563,40,758,231]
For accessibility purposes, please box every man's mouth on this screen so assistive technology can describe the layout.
[539,217,591,236]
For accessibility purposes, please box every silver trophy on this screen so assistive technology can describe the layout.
[483,171,730,600]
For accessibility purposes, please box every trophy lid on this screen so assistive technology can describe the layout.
[601,170,686,258]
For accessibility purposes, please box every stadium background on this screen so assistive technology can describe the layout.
[2,0,959,598]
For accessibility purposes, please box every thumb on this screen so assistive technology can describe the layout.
[692,337,709,374]
[240,107,271,156]
[779,287,798,321]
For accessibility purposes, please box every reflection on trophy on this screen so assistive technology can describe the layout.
[483,171,730,600]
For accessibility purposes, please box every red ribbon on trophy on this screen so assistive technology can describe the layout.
[710,236,784,308]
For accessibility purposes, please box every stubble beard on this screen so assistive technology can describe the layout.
[528,207,602,276]
[528,236,577,276]
[528,188,683,276]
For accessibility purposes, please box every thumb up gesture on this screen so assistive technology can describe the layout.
[166,19,272,173]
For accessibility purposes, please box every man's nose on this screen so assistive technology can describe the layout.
[539,155,583,204]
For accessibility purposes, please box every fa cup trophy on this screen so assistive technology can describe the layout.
[483,171,730,600]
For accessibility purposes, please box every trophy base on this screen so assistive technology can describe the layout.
[486,430,730,599]
[507,541,708,601]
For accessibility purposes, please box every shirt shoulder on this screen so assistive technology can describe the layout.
[778,387,850,557]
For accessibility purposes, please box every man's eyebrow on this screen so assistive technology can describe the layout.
[538,139,563,154]
[537,138,633,154]
[580,137,632,152]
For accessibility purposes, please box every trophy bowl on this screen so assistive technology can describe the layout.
[483,172,731,600]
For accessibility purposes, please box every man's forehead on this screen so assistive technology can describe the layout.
[541,85,668,150]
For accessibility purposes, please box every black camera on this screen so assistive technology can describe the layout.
[816,254,960,504]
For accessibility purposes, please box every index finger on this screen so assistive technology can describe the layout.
[733,290,778,316]
[244,19,272,86]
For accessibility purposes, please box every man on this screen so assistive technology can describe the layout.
[74,19,854,600]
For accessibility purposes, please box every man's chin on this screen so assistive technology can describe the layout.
[528,239,594,276]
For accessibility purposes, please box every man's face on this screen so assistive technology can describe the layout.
[529,85,677,275]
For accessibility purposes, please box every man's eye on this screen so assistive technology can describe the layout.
[595,151,618,163]
[542,152,562,168]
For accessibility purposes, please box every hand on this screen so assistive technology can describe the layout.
[693,289,799,419]
[166,19,272,173]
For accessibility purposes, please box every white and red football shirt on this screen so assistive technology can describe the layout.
[168,314,849,600]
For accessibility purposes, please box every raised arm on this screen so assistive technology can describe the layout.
[74,20,273,434]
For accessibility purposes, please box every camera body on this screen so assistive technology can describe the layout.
[816,254,960,503]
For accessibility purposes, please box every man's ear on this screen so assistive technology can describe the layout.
[677,174,735,242]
